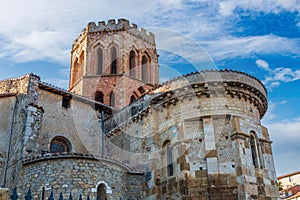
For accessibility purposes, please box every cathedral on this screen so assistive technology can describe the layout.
[0,19,279,199]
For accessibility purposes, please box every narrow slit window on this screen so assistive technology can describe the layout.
[97,48,103,75]
[110,92,115,107]
[250,132,263,168]
[111,47,117,74]
[129,51,136,77]
[162,140,173,177]
[142,55,149,82]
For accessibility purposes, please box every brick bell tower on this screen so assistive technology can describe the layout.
[69,19,159,109]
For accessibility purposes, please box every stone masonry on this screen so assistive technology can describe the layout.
[0,19,279,200]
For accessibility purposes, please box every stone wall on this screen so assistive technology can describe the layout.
[104,70,278,199]
[0,188,9,200]
[2,74,40,190]
[82,75,153,109]
[0,96,16,187]
[0,70,278,199]
[0,75,32,95]
[34,88,103,156]
[70,19,159,109]
[21,157,143,200]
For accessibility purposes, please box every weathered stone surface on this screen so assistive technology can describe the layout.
[0,19,279,200]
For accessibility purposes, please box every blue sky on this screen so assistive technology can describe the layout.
[0,0,299,176]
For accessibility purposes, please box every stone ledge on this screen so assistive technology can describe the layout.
[0,93,16,98]
[22,152,141,173]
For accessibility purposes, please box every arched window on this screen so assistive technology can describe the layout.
[71,58,79,85]
[95,91,104,103]
[142,55,149,82]
[162,140,173,176]
[110,92,115,107]
[50,136,72,153]
[129,51,136,78]
[250,131,262,168]
[111,47,117,74]
[97,183,107,200]
[79,51,85,76]
[97,48,103,75]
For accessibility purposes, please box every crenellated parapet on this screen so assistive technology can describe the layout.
[69,19,159,108]
[87,18,155,45]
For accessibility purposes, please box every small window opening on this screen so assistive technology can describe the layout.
[95,91,104,103]
[50,136,72,153]
[62,96,71,109]
[138,86,145,94]
[130,95,136,104]
[110,92,115,107]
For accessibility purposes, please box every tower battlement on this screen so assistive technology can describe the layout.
[87,18,155,44]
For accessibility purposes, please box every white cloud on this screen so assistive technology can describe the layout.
[150,27,217,70]
[0,0,164,65]
[255,59,300,90]
[159,0,183,8]
[264,117,300,175]
[263,100,287,121]
[203,35,300,61]
[1,30,70,64]
[219,1,236,16]
[0,1,298,65]
[216,0,300,16]
[256,59,270,71]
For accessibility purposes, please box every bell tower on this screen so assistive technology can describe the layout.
[69,19,159,109]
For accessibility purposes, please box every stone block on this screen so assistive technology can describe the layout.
[0,188,9,200]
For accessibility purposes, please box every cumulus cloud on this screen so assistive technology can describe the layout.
[256,59,270,71]
[255,59,300,90]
